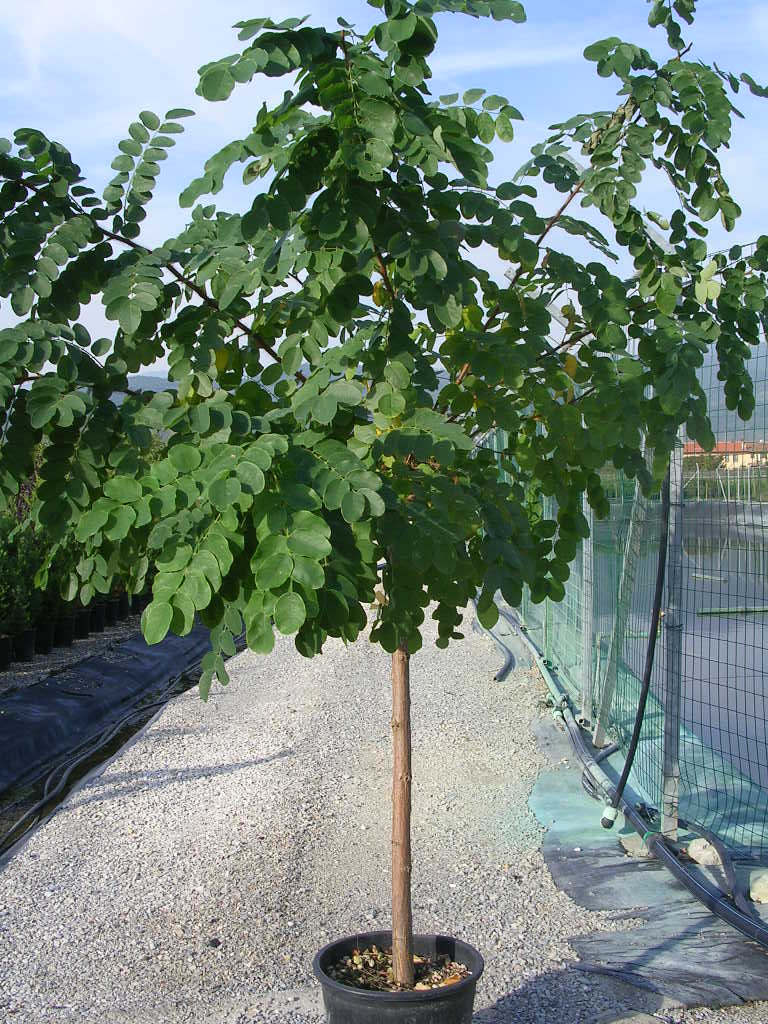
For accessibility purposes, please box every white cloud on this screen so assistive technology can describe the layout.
[432,43,582,77]
[750,4,768,44]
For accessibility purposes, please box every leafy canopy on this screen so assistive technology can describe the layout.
[0,0,766,696]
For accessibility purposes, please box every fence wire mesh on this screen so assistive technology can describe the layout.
[493,348,768,860]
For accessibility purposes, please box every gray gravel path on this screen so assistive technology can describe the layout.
[0,613,765,1024]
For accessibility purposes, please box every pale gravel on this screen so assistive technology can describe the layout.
[0,612,765,1024]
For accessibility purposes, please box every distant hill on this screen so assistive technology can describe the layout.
[127,374,176,393]
[111,374,176,406]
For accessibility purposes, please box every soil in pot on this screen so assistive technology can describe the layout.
[13,627,36,663]
[328,944,470,992]
[314,932,484,1024]
[54,616,75,648]
[0,635,11,671]
[75,607,91,639]
[35,619,55,655]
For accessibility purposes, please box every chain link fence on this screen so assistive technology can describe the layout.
[489,348,768,860]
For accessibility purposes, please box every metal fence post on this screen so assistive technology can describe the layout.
[593,447,650,748]
[580,495,595,725]
[662,439,684,840]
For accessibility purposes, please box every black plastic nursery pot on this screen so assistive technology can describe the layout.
[118,592,131,619]
[90,603,106,633]
[35,619,55,655]
[13,627,36,663]
[0,634,11,671]
[54,615,75,648]
[130,592,150,615]
[313,932,484,1024]
[75,607,91,639]
[104,598,119,626]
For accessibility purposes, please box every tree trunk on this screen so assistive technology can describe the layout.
[391,640,414,988]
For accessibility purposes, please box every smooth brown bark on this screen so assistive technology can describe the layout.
[391,640,414,988]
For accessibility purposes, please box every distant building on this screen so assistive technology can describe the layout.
[683,440,768,470]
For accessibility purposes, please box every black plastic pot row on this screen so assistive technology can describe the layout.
[0,592,151,673]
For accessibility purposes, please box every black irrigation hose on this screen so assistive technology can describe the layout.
[559,704,768,950]
[601,469,671,830]
[0,681,183,857]
[677,817,757,921]
[493,605,768,950]
[471,600,515,681]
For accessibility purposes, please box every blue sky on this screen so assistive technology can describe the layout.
[1,0,767,345]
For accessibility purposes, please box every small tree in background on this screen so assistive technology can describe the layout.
[1,0,767,990]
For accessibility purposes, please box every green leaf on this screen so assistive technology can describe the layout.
[183,570,212,611]
[171,591,196,635]
[362,488,385,516]
[142,601,173,645]
[274,592,306,634]
[103,476,142,502]
[169,444,202,472]
[199,66,236,102]
[129,121,150,144]
[237,460,265,495]
[74,507,110,541]
[254,552,294,589]
[482,94,507,111]
[246,613,275,654]
[655,287,677,315]
[434,294,462,328]
[156,543,193,573]
[463,87,486,104]
[292,556,325,590]
[11,287,34,316]
[323,478,349,510]
[387,11,417,41]
[495,113,515,142]
[104,505,137,540]
[287,530,332,559]
[105,297,142,335]
[139,110,161,131]
[209,476,241,509]
[476,593,499,629]
[341,490,365,523]
[312,390,338,424]
[583,37,620,62]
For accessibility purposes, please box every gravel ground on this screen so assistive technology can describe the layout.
[0,613,143,698]
[0,612,766,1024]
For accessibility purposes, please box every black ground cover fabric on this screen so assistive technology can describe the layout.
[0,624,214,796]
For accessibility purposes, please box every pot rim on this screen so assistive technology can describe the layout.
[312,930,484,1003]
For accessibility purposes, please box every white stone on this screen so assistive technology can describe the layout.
[750,872,768,904]
[619,834,655,860]
[686,837,722,867]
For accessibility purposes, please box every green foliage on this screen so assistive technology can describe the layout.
[0,0,767,692]
[0,523,44,632]
[0,519,14,633]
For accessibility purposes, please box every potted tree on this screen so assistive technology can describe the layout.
[0,0,767,1019]
[8,574,36,663]
[112,579,132,621]
[0,518,14,671]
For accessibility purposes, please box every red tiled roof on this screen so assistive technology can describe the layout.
[683,440,768,455]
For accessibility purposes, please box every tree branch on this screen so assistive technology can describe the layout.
[18,175,305,383]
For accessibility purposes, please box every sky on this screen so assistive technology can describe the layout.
[1,0,767,355]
